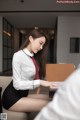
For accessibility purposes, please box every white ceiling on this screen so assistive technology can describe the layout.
[0,0,80,29]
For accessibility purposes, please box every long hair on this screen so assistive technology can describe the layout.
[20,29,49,79]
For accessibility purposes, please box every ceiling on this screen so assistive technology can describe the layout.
[0,0,80,29]
[0,12,58,28]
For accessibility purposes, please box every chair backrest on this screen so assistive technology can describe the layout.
[0,76,12,95]
[46,64,76,82]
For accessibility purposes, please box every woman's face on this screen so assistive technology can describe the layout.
[29,36,46,53]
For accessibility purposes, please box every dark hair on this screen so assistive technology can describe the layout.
[20,29,48,79]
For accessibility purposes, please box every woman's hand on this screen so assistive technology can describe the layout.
[49,82,62,90]
[40,80,51,87]
[40,80,60,89]
[50,83,59,89]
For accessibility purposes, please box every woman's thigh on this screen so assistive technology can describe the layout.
[9,96,49,112]
[28,94,50,100]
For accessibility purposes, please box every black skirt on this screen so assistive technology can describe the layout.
[2,81,29,109]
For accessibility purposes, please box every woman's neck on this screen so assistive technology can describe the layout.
[26,44,32,53]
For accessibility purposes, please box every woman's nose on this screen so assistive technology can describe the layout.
[40,45,43,50]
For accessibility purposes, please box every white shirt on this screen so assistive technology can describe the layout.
[34,68,80,120]
[12,48,40,90]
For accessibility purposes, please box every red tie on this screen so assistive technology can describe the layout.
[31,57,39,80]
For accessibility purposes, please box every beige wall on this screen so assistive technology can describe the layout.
[57,16,80,67]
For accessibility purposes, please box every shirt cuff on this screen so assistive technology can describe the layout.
[33,79,41,88]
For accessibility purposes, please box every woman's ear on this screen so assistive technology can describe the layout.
[29,36,33,42]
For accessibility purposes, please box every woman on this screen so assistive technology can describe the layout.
[2,29,57,112]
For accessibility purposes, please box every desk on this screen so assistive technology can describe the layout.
[0,87,2,113]
[46,64,75,98]
[46,64,75,82]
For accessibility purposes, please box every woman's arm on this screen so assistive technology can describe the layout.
[12,53,41,90]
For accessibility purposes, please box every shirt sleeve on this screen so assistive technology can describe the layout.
[34,69,80,120]
[12,53,40,90]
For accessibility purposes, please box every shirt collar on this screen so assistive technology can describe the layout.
[23,48,34,57]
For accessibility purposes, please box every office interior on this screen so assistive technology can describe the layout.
[0,1,80,120]
[0,0,80,75]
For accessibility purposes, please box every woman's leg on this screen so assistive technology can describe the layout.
[9,96,49,112]
[28,94,50,100]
